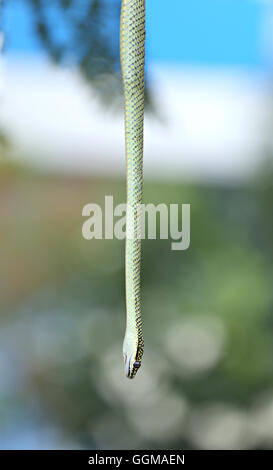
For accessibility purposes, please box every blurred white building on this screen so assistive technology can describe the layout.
[0,57,271,183]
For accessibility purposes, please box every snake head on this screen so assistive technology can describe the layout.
[123,337,143,379]
[123,353,142,379]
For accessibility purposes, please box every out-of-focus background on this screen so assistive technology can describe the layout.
[1,0,273,450]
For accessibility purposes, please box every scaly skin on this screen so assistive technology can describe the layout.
[120,0,145,379]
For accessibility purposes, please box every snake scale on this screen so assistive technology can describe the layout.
[120,0,145,379]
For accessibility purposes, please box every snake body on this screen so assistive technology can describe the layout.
[120,0,145,379]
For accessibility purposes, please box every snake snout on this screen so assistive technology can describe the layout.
[123,354,141,378]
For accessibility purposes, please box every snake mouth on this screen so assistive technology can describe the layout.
[126,365,132,379]
[123,353,131,378]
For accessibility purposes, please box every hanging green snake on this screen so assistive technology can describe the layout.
[120,0,145,379]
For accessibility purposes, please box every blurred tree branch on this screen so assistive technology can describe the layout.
[20,0,152,107]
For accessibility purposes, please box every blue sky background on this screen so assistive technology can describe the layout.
[3,0,270,69]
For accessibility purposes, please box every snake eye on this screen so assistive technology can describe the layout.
[134,361,141,369]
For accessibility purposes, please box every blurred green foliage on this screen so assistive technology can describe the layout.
[0,164,273,449]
